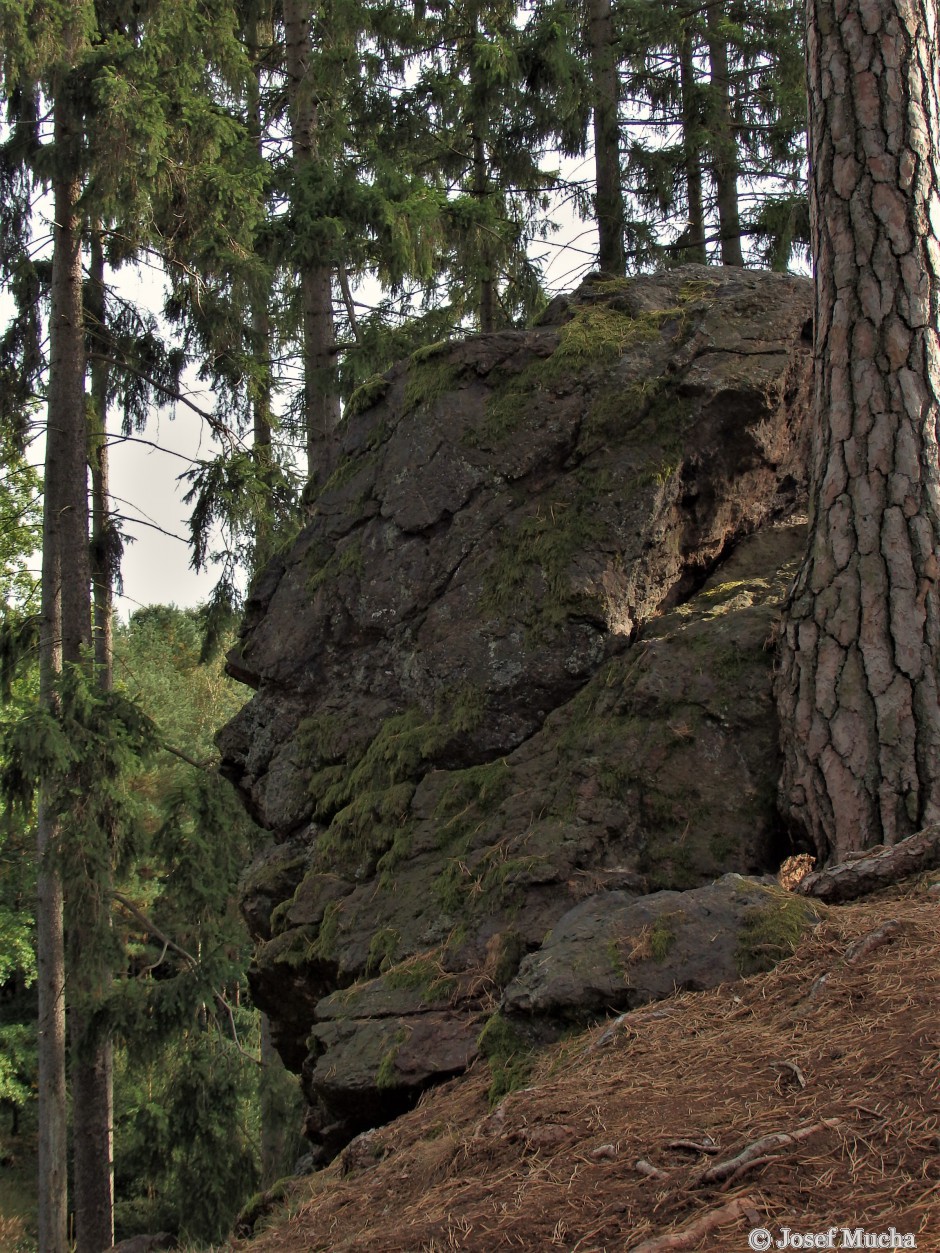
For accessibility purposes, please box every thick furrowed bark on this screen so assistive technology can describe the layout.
[776,0,940,862]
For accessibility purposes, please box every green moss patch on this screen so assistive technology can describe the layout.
[482,496,607,628]
[403,343,466,414]
[383,952,457,1004]
[376,1028,408,1089]
[345,374,391,418]
[307,533,365,595]
[735,894,819,976]
[477,1013,533,1105]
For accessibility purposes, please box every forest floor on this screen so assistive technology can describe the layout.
[240,875,940,1252]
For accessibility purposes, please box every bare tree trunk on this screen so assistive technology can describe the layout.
[776,0,940,862]
[705,9,744,267]
[39,42,92,1251]
[70,226,115,1253]
[679,22,707,264]
[283,0,340,488]
[587,0,626,275]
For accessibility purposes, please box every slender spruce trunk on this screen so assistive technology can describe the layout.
[776,0,940,860]
[283,0,340,488]
[39,44,92,1252]
[679,21,707,264]
[705,7,744,266]
[472,129,497,331]
[587,0,627,274]
[70,226,115,1253]
[247,5,277,563]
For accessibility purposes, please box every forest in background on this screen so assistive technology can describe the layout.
[0,0,811,1248]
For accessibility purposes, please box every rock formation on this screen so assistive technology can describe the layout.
[218,264,814,1162]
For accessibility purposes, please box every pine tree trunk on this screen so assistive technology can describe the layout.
[587,0,626,274]
[679,23,707,264]
[705,10,744,267]
[283,0,340,488]
[70,227,115,1253]
[39,50,92,1253]
[776,0,940,863]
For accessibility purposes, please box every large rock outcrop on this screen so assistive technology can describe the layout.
[219,265,814,1162]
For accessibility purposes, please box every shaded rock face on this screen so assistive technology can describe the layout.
[219,265,813,1163]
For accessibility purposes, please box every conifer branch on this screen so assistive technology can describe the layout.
[158,742,214,771]
[112,892,199,971]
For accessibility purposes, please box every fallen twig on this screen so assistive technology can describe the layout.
[722,1152,782,1186]
[627,1195,757,1251]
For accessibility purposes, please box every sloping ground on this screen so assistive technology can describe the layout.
[241,878,940,1252]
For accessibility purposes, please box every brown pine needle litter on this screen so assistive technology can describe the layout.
[240,880,940,1251]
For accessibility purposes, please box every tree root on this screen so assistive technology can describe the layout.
[691,1118,840,1186]
[796,826,940,902]
[627,1195,757,1252]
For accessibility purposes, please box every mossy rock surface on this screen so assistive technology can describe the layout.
[219,265,814,1163]
[502,875,824,1018]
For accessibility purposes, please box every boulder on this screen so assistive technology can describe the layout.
[502,874,823,1017]
[218,265,814,1160]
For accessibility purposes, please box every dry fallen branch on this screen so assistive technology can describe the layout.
[797,826,940,902]
[626,1195,757,1252]
[692,1119,840,1186]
